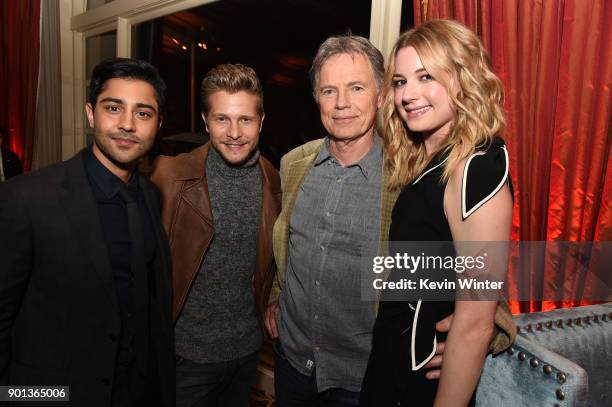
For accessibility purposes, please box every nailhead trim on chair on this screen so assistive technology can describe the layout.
[519,312,610,333]
[505,343,571,404]
[507,309,612,405]
[556,388,566,400]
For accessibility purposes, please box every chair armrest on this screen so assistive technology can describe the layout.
[476,335,588,406]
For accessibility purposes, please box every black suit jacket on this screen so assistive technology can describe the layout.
[1,149,23,180]
[0,150,175,407]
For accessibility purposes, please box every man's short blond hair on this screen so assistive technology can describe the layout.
[200,64,264,116]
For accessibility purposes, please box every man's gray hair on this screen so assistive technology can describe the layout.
[309,34,384,101]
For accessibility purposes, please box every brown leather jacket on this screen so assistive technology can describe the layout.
[150,143,281,327]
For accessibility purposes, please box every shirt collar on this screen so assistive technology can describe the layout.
[314,132,382,180]
[84,145,138,199]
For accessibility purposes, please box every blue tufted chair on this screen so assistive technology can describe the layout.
[476,303,612,406]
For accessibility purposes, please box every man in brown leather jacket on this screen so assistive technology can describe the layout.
[150,64,281,407]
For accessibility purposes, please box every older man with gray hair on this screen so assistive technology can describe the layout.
[264,34,450,406]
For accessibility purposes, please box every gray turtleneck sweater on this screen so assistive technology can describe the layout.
[174,146,263,363]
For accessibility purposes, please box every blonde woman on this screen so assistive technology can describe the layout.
[360,20,513,407]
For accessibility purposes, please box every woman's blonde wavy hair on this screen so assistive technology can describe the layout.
[383,19,506,189]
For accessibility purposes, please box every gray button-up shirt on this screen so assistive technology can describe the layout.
[278,135,382,392]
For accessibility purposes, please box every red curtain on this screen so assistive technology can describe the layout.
[0,0,41,171]
[413,0,612,312]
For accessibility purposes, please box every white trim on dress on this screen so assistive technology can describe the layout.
[461,146,509,220]
[412,157,449,185]
[411,300,437,371]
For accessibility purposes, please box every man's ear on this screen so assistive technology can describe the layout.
[259,113,265,133]
[85,103,95,128]
[201,112,209,133]
[376,91,383,109]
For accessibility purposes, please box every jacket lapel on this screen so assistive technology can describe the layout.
[167,144,214,321]
[259,158,281,227]
[253,157,282,319]
[139,176,173,337]
[374,155,401,306]
[257,158,282,271]
[140,178,171,277]
[283,156,317,216]
[178,182,214,228]
[273,141,323,281]
[176,145,214,229]
[60,151,119,314]
[380,157,400,242]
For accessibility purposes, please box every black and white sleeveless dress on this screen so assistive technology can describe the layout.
[360,137,512,407]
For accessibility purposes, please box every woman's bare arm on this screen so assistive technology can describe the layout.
[433,159,513,407]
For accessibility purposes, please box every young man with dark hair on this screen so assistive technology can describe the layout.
[0,126,23,181]
[150,63,281,407]
[0,57,174,407]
